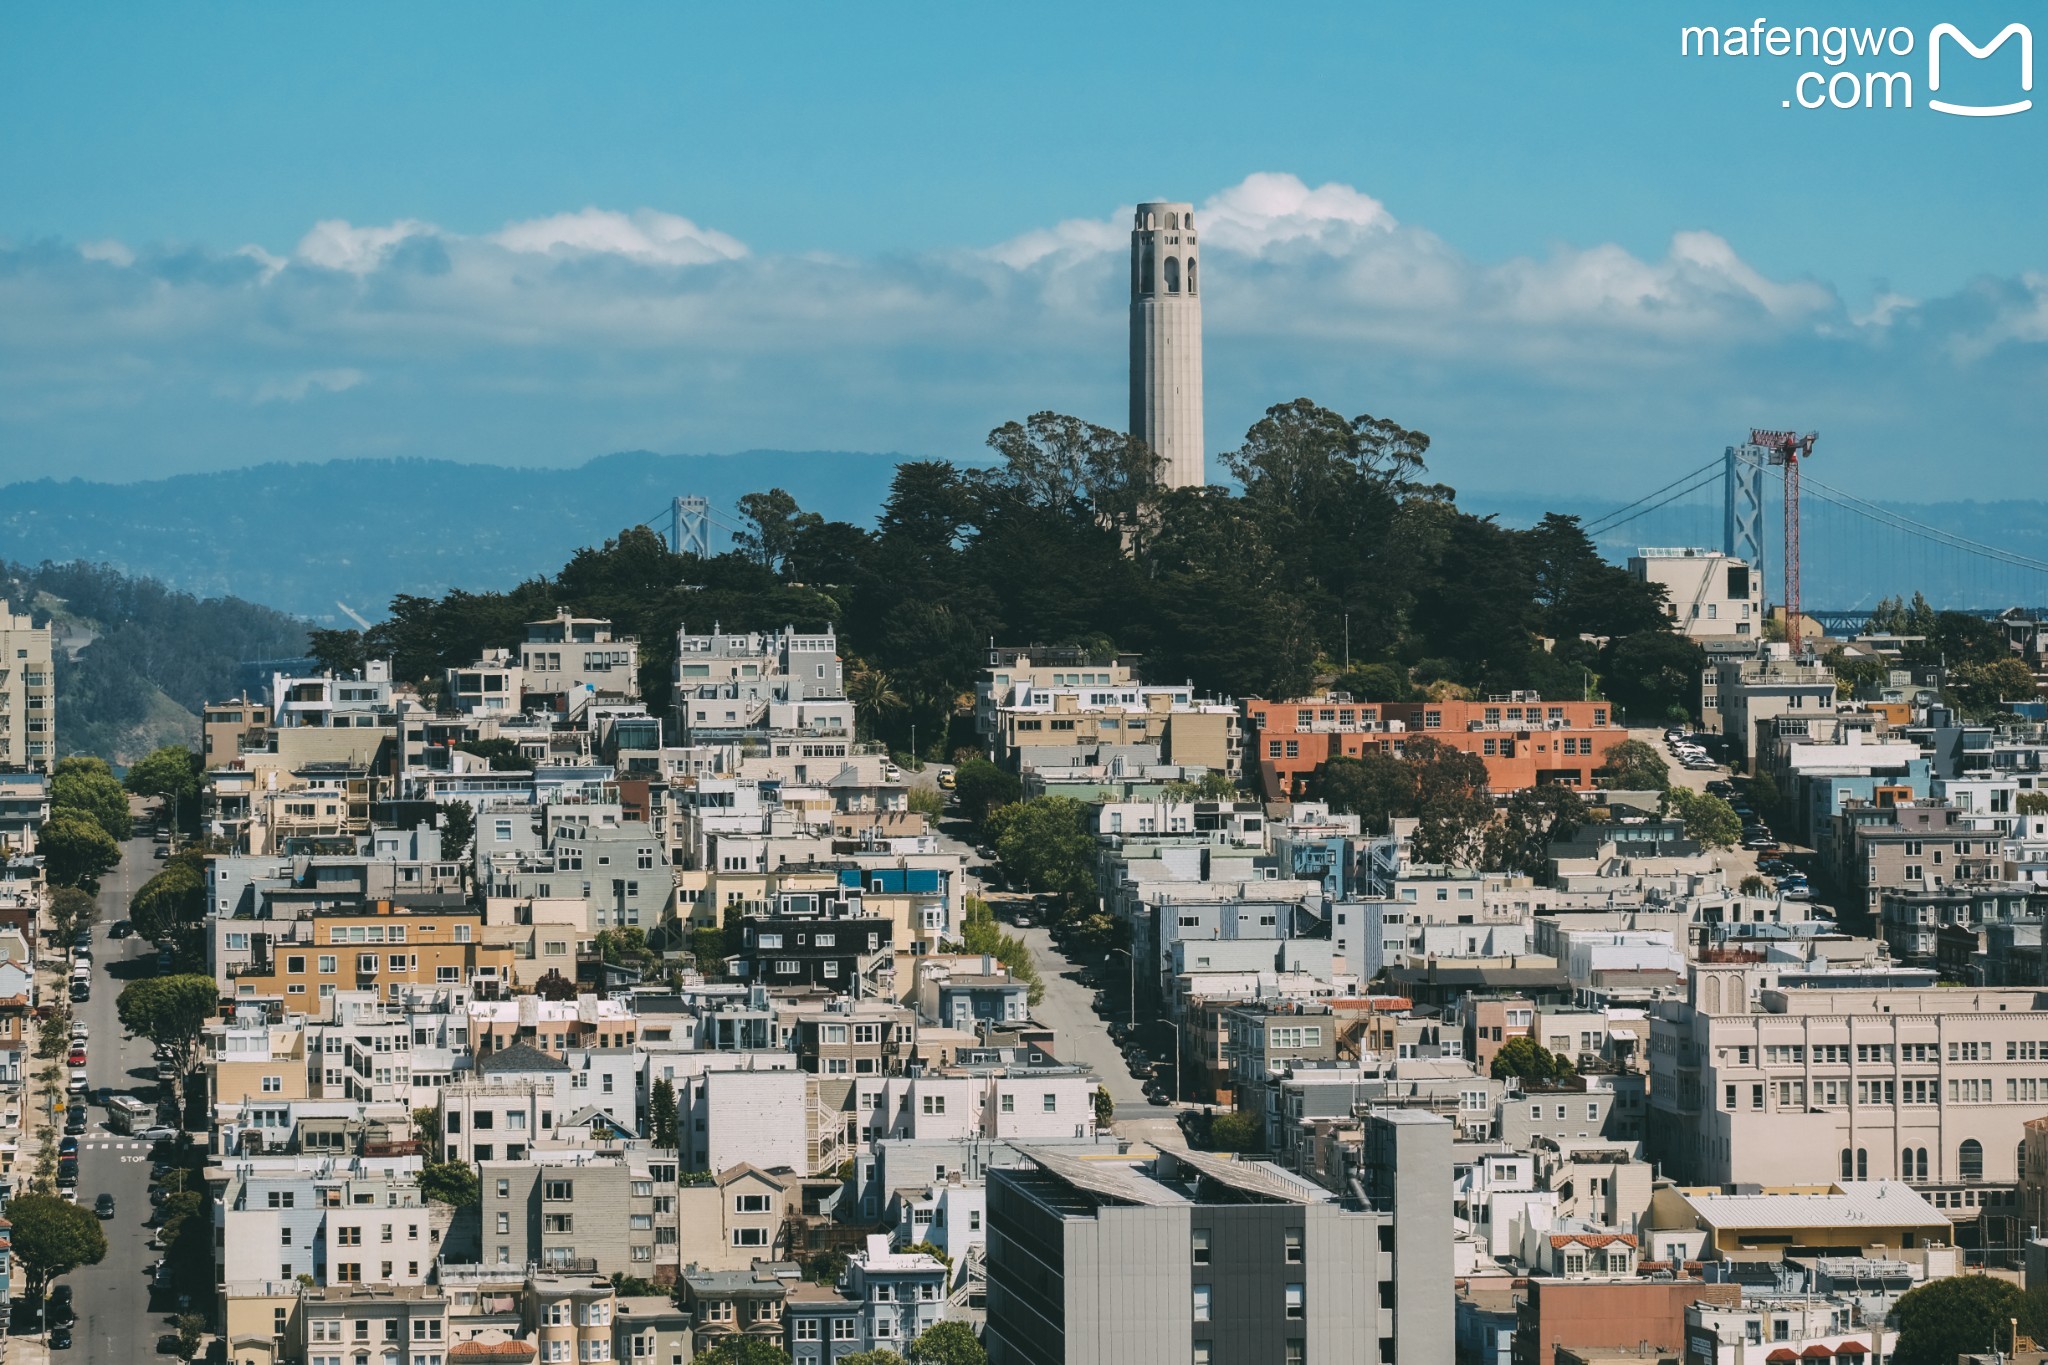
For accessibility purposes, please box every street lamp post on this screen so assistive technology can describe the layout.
[1107,946,1135,1030]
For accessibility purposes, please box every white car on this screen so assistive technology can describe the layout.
[137,1125,179,1143]
[67,1068,89,1092]
[69,1023,88,1041]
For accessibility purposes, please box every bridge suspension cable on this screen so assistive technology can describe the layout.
[1582,458,1723,537]
[1800,475,2048,578]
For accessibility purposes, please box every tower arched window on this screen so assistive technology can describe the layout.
[1184,213,1195,230]
[1187,258,1197,295]
[1141,240,1156,295]
[1856,1149,1868,1180]
[1840,1148,1853,1179]
[1902,1146,1914,1179]
[1164,256,1180,293]
[1165,211,1178,230]
[1916,1147,1929,1180]
[1959,1139,1983,1181]
[1147,212,1157,230]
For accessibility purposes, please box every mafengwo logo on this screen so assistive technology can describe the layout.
[1679,19,2032,113]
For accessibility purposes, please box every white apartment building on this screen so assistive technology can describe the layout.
[672,623,847,742]
[1629,548,1762,641]
[520,610,640,706]
[0,607,55,773]
[272,660,394,729]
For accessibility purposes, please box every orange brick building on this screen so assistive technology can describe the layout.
[1245,692,1627,799]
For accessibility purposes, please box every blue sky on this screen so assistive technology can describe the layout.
[1,3,2042,499]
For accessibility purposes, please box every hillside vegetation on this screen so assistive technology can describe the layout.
[306,400,1705,759]
[2,560,308,765]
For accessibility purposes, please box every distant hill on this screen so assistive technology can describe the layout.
[4,449,2043,624]
[1464,491,2048,614]
[1,561,309,765]
[0,450,918,622]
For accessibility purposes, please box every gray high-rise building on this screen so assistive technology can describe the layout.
[984,1127,1451,1365]
[1129,201,1204,488]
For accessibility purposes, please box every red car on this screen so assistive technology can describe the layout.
[67,1046,86,1067]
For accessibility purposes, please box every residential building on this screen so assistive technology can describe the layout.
[225,901,513,1014]
[993,681,1240,777]
[1628,548,1761,641]
[1244,694,1625,799]
[842,1234,947,1352]
[672,623,848,744]
[985,1127,1451,1365]
[480,1151,679,1276]
[520,610,641,708]
[204,694,273,766]
[0,606,54,773]
[1713,649,1837,772]
[1512,1280,1740,1365]
[675,1164,800,1271]
[976,647,1140,745]
[613,1294,692,1365]
[297,1283,449,1365]
[1648,968,2046,1227]
[677,1265,790,1357]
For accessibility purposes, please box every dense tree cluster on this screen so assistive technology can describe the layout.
[1863,592,2038,720]
[39,756,127,887]
[1,559,307,760]
[298,400,1688,763]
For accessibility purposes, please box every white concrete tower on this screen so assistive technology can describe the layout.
[1128,200,1204,488]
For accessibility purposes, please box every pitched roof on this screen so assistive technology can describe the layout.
[476,1041,569,1075]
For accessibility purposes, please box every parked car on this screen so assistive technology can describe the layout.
[50,1325,73,1350]
[69,1022,88,1041]
[48,1286,72,1319]
[64,1109,86,1135]
[67,1047,86,1067]
[58,1136,77,1157]
[56,1161,78,1188]
[67,1069,88,1093]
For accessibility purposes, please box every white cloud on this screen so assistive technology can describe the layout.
[490,207,747,265]
[250,368,367,404]
[0,172,2039,491]
[296,218,437,273]
[1196,171,1396,253]
[77,239,134,267]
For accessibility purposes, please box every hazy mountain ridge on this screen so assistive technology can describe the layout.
[2,451,2043,620]
[0,450,918,621]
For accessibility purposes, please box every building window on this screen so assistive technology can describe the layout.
[1285,1283,1305,1320]
[1191,1228,1209,1265]
[1284,1230,1303,1263]
[1960,1139,1984,1181]
[1192,1286,1210,1322]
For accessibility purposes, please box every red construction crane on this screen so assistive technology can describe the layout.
[1753,428,1819,632]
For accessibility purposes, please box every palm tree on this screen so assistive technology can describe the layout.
[846,661,906,742]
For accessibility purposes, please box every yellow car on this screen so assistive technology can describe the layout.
[937,770,956,790]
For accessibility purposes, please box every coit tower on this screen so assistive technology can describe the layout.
[1128,200,1204,488]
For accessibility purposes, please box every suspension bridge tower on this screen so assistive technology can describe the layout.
[670,496,712,557]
